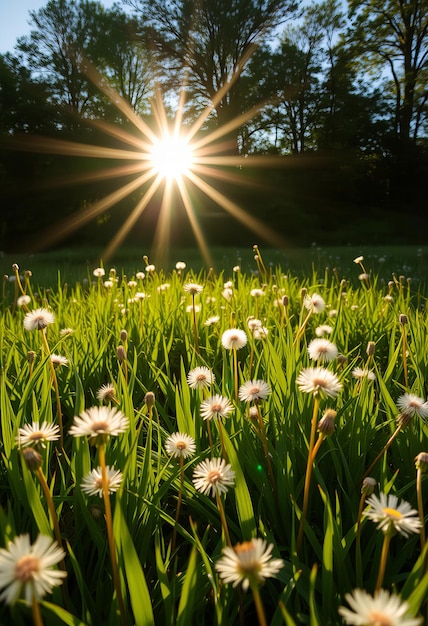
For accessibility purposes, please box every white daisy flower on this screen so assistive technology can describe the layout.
[215,538,284,591]
[184,283,203,295]
[238,380,271,403]
[50,354,68,368]
[339,588,422,626]
[187,366,215,389]
[80,466,123,497]
[23,308,55,331]
[307,338,338,362]
[353,256,364,264]
[222,288,233,301]
[60,327,74,336]
[250,288,264,298]
[303,293,325,314]
[193,457,235,497]
[396,393,428,419]
[204,315,220,326]
[221,329,247,350]
[186,304,201,313]
[0,534,66,605]
[145,264,155,273]
[176,261,186,271]
[296,367,342,398]
[253,327,269,340]
[315,324,333,337]
[165,432,196,459]
[247,317,262,331]
[69,406,129,443]
[96,383,118,404]
[136,272,145,280]
[17,295,31,307]
[16,421,60,449]
[364,492,422,537]
[93,267,105,277]
[352,367,376,381]
[200,395,234,421]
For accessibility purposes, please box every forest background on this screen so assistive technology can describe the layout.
[0,0,427,253]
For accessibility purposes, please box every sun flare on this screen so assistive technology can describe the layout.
[12,57,287,266]
[149,134,194,181]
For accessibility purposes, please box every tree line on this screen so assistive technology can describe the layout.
[1,0,427,250]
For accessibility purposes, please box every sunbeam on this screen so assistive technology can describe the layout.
[9,49,288,265]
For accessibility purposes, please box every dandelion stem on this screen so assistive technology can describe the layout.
[416,468,426,551]
[401,326,409,389]
[98,443,127,626]
[297,395,320,553]
[191,294,199,354]
[216,492,232,547]
[171,457,184,553]
[294,310,312,347]
[256,406,276,493]
[355,492,368,587]
[35,468,62,551]
[40,329,64,450]
[362,424,402,481]
[32,594,44,626]
[233,347,239,402]
[375,532,392,592]
[251,583,268,626]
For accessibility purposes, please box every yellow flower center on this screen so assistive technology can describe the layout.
[382,507,403,520]
[29,432,44,441]
[367,611,393,626]
[14,555,40,582]
[91,421,109,433]
[207,470,222,483]
[95,477,104,489]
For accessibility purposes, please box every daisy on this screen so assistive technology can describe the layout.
[96,383,118,404]
[253,327,269,340]
[50,354,68,368]
[200,395,234,421]
[396,393,428,419]
[165,432,196,459]
[215,538,284,591]
[364,492,422,537]
[60,327,74,336]
[205,315,220,326]
[145,264,155,273]
[247,317,262,331]
[250,288,264,298]
[187,366,215,389]
[176,261,186,271]
[80,466,123,497]
[307,338,338,362]
[352,367,376,381]
[17,295,31,307]
[315,324,333,337]
[303,293,325,314]
[221,329,247,350]
[222,288,233,301]
[0,534,66,605]
[69,406,129,443]
[23,308,55,331]
[193,457,235,497]
[238,380,271,403]
[93,267,105,277]
[353,256,364,264]
[339,588,422,626]
[136,271,145,280]
[296,367,342,398]
[16,421,60,449]
[184,282,203,295]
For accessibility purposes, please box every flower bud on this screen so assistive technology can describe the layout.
[144,391,155,408]
[415,452,428,472]
[361,477,377,496]
[318,409,337,437]
[22,447,43,472]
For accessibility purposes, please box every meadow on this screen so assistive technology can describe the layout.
[0,244,428,625]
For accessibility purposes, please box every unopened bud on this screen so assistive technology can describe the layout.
[144,391,155,408]
[120,329,128,342]
[366,341,376,357]
[22,447,43,472]
[12,263,19,272]
[361,477,377,496]
[415,452,428,472]
[282,295,289,308]
[399,313,408,325]
[318,409,337,437]
[27,350,37,364]
[117,345,126,361]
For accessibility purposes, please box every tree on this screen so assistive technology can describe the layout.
[347,0,428,148]
[126,0,300,149]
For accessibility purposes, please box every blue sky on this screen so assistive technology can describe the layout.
[0,0,118,54]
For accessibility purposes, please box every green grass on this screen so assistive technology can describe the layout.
[0,245,428,625]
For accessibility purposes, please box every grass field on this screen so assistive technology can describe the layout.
[1,244,428,625]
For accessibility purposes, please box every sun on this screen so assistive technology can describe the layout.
[12,58,286,266]
[149,133,194,181]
